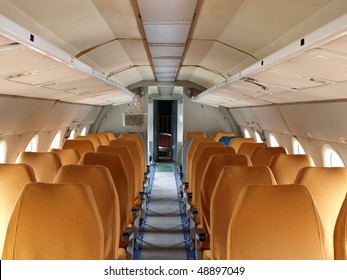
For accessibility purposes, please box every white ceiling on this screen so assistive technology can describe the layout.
[0,0,347,106]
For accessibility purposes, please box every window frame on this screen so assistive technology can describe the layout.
[254,131,263,143]
[0,138,7,163]
[269,133,279,147]
[243,128,251,138]
[322,144,345,167]
[80,126,87,136]
[50,131,62,149]
[25,134,39,152]
[292,137,306,155]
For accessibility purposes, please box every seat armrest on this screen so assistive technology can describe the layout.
[195,227,207,242]
[190,207,199,219]
[131,206,140,218]
[122,227,134,242]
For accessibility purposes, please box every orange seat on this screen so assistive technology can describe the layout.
[251,146,287,166]
[54,165,125,260]
[183,132,207,147]
[109,139,144,182]
[186,138,217,184]
[0,164,36,257]
[79,152,130,239]
[105,132,116,141]
[62,139,95,157]
[88,133,110,145]
[229,138,256,153]
[76,135,101,150]
[2,182,103,260]
[295,167,347,259]
[97,145,140,206]
[207,166,276,260]
[269,154,315,184]
[227,184,325,260]
[119,133,146,168]
[199,154,252,249]
[335,194,347,260]
[237,142,268,157]
[16,152,62,183]
[49,148,81,165]
[190,146,235,215]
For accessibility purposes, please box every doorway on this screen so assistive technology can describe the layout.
[153,100,177,162]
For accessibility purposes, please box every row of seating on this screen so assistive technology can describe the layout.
[181,131,347,260]
[1,132,149,259]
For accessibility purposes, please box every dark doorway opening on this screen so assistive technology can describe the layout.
[153,100,177,162]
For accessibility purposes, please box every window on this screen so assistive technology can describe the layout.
[50,131,62,149]
[269,133,279,147]
[292,137,306,154]
[243,128,251,138]
[80,126,87,136]
[68,129,77,140]
[25,134,39,152]
[254,131,263,143]
[0,139,7,163]
[323,145,345,167]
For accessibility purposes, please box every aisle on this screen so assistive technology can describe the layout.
[139,163,186,260]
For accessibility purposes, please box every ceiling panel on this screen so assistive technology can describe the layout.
[7,65,89,86]
[144,24,191,44]
[113,68,144,87]
[200,42,250,76]
[154,67,179,74]
[149,44,184,58]
[8,0,115,50]
[152,58,181,67]
[136,66,156,81]
[0,46,56,76]
[138,0,197,22]
[188,68,221,88]
[2,0,347,104]
[0,31,133,105]
[138,0,197,84]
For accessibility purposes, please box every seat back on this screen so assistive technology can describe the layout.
[76,135,101,150]
[229,138,256,153]
[335,194,347,260]
[213,132,235,142]
[0,164,36,257]
[187,141,223,188]
[227,184,325,260]
[105,132,116,141]
[49,148,81,165]
[295,167,347,259]
[119,133,147,166]
[88,133,110,145]
[16,152,62,183]
[183,131,207,147]
[54,165,120,260]
[251,146,287,166]
[270,154,315,184]
[62,139,95,157]
[210,165,276,260]
[186,137,216,177]
[97,145,138,204]
[190,146,235,210]
[200,154,252,243]
[237,142,268,157]
[181,137,193,181]
[109,139,144,179]
[79,152,129,234]
[2,182,103,260]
